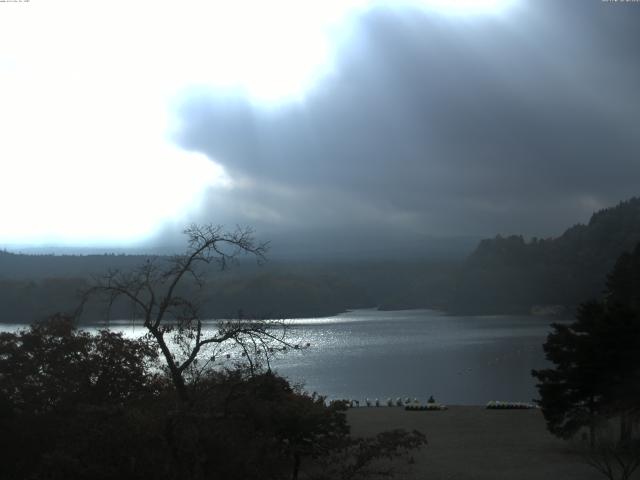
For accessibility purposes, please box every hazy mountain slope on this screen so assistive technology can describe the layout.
[451,197,640,314]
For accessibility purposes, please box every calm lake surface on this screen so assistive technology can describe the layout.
[3,309,562,405]
[273,309,558,405]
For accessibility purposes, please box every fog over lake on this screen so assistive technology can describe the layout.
[3,309,558,405]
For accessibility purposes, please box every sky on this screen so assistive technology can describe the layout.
[1,0,639,255]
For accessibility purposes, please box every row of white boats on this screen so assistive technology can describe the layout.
[347,397,441,408]
[339,398,538,410]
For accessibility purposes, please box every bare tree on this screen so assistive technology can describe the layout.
[579,423,640,480]
[80,224,295,403]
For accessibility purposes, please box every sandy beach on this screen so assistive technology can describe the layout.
[347,406,615,480]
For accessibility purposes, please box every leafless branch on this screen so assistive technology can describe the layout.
[79,224,281,403]
[580,425,640,480]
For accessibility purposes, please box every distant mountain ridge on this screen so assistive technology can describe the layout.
[3,198,640,322]
[0,248,456,323]
[450,197,640,314]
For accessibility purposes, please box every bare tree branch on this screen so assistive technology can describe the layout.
[80,224,282,403]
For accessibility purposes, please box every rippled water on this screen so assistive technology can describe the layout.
[272,309,559,405]
[2,309,562,405]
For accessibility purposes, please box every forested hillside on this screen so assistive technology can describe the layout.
[451,197,640,314]
[0,251,459,323]
[3,197,639,322]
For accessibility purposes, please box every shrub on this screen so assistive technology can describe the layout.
[0,315,427,480]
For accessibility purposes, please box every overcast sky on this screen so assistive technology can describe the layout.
[2,0,639,254]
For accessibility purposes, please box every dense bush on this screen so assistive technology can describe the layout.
[0,315,425,480]
[532,244,640,444]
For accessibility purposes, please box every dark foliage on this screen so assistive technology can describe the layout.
[580,432,640,480]
[0,315,425,480]
[0,314,160,413]
[532,301,612,441]
[0,258,458,323]
[0,315,164,479]
[532,244,640,443]
[4,197,640,321]
[606,243,640,315]
[453,197,640,314]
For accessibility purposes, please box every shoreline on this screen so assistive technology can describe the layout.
[0,305,573,326]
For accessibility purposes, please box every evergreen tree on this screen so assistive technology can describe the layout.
[532,301,607,444]
[532,244,640,444]
[606,243,640,315]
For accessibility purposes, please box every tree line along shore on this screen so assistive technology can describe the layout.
[2,196,640,324]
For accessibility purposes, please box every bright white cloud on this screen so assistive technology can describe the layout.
[410,0,516,15]
[0,0,519,246]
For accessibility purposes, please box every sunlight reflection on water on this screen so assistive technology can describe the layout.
[2,309,562,405]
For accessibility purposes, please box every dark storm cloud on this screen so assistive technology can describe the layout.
[173,0,640,247]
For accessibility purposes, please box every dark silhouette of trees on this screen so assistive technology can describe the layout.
[68,224,427,479]
[606,243,640,318]
[580,430,640,480]
[0,314,426,480]
[0,224,431,479]
[532,301,616,444]
[453,197,640,314]
[0,315,164,479]
[532,244,640,447]
[81,224,297,403]
[0,313,160,413]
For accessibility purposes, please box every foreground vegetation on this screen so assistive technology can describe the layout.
[0,225,426,479]
[2,221,640,478]
[533,243,640,479]
[0,316,426,480]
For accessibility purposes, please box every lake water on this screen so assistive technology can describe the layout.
[2,309,562,405]
[274,309,558,405]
